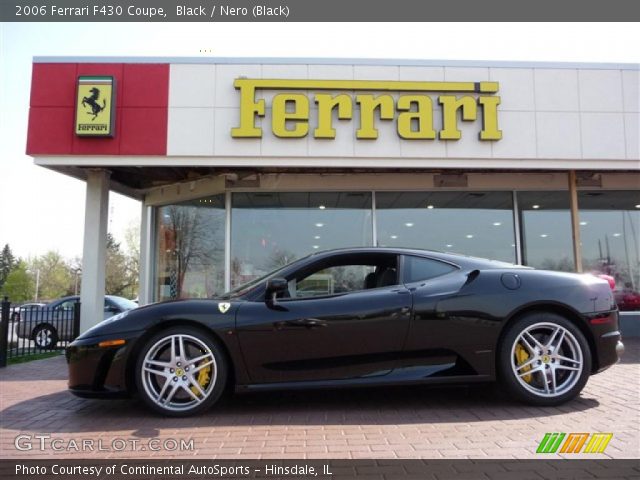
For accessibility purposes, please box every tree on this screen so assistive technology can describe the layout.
[123,222,140,298]
[0,244,17,290]
[105,232,138,299]
[105,233,130,297]
[28,251,73,300]
[166,206,206,298]
[1,261,35,302]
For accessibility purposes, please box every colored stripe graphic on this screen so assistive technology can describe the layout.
[560,433,589,453]
[537,433,565,453]
[584,433,613,453]
[537,433,613,454]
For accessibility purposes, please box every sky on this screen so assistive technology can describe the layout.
[0,22,638,260]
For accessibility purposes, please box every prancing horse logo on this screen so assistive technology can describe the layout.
[218,302,231,314]
[82,87,106,120]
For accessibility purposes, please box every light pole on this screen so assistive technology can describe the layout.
[34,269,40,302]
[74,268,82,296]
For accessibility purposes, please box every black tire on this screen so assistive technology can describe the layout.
[134,326,228,417]
[32,324,59,349]
[498,312,591,406]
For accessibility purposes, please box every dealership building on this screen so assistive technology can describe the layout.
[26,57,639,331]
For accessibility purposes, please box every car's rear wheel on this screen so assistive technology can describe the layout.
[134,326,227,416]
[33,324,58,349]
[499,312,591,406]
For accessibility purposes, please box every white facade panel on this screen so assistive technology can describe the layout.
[169,64,216,107]
[534,69,580,111]
[622,70,639,112]
[167,107,215,156]
[445,119,493,159]
[215,64,262,107]
[624,113,640,160]
[399,66,445,82]
[580,113,626,159]
[353,65,400,80]
[213,108,261,156]
[489,68,535,112]
[308,64,354,80]
[578,69,623,112]
[261,64,309,79]
[492,111,537,159]
[536,112,582,159]
[444,67,489,82]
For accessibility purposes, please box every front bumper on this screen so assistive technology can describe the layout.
[66,330,144,398]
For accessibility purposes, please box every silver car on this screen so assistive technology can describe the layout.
[16,295,137,349]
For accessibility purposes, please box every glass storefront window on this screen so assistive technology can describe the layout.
[231,192,373,288]
[579,191,640,312]
[155,195,226,300]
[376,191,516,263]
[518,191,574,271]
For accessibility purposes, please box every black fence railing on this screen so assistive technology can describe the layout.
[0,297,80,367]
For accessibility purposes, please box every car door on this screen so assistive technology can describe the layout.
[236,253,412,384]
[400,255,495,377]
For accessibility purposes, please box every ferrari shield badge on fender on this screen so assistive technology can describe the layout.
[218,302,231,314]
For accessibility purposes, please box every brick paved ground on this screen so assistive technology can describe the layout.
[0,340,638,460]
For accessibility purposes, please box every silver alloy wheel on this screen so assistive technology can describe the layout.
[141,334,217,412]
[35,327,53,348]
[510,322,583,398]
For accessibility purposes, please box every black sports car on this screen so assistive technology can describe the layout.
[66,247,624,416]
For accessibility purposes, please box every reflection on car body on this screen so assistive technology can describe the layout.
[17,295,137,349]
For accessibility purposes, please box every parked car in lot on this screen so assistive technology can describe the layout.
[10,303,45,322]
[17,295,138,349]
[67,247,624,417]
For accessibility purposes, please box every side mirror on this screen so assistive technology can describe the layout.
[265,277,288,303]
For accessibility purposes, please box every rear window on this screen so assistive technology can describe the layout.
[404,256,457,283]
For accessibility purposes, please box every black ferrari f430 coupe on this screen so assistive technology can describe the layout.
[67,248,624,416]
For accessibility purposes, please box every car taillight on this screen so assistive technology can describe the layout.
[597,274,616,290]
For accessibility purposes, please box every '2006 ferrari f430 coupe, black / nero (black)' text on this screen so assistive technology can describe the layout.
[67,248,624,416]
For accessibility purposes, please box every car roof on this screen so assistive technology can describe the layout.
[304,247,522,270]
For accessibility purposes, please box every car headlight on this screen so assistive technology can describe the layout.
[80,310,130,338]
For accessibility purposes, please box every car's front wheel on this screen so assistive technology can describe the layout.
[134,326,227,416]
[499,313,591,406]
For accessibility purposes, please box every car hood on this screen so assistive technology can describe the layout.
[75,298,242,340]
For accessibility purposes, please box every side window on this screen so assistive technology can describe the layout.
[56,300,76,311]
[404,256,457,283]
[294,265,377,298]
[288,255,399,300]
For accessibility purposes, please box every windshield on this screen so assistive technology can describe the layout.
[108,296,138,310]
[219,254,313,299]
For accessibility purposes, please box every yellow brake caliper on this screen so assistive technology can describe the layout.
[190,358,212,397]
[515,343,532,383]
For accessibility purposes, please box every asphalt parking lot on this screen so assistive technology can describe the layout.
[1,340,638,460]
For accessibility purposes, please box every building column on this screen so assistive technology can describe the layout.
[138,202,153,305]
[568,170,583,273]
[80,169,110,333]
